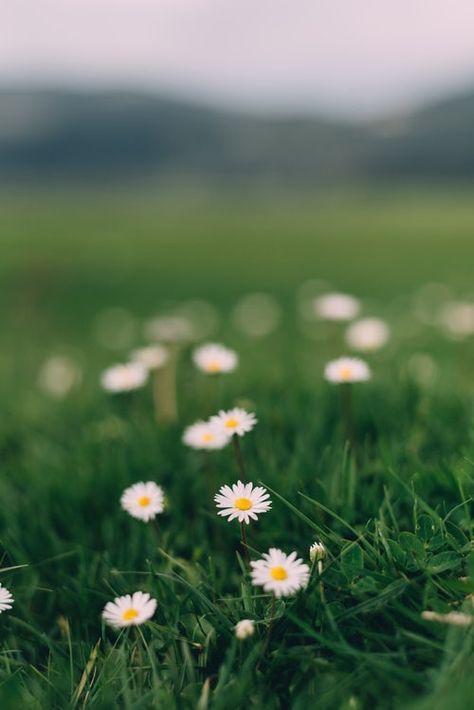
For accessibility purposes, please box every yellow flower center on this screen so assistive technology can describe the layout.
[206,360,222,373]
[225,418,239,428]
[270,566,288,581]
[339,367,352,381]
[138,496,151,507]
[122,608,139,621]
[234,497,252,510]
[201,432,214,443]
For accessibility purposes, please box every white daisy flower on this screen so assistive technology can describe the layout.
[309,541,327,563]
[102,591,157,628]
[314,293,360,321]
[324,357,371,384]
[182,420,231,450]
[250,548,310,598]
[0,584,14,613]
[131,344,168,371]
[233,293,281,337]
[38,356,81,398]
[214,481,271,524]
[144,316,194,343]
[235,619,255,640]
[438,301,474,340]
[120,482,165,522]
[210,408,257,437]
[100,363,148,393]
[345,318,390,352]
[192,343,238,374]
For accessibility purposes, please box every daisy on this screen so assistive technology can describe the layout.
[314,292,360,321]
[250,548,310,598]
[182,420,231,450]
[192,343,238,374]
[345,318,390,352]
[131,344,168,371]
[102,591,157,628]
[144,316,193,343]
[0,584,14,613]
[232,293,281,337]
[214,481,271,524]
[235,619,255,640]
[100,363,148,393]
[210,408,257,438]
[120,482,165,522]
[324,357,371,384]
[38,355,81,398]
[438,301,474,340]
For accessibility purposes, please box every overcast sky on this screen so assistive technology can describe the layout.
[3,0,474,117]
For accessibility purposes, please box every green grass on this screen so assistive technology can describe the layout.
[0,188,473,709]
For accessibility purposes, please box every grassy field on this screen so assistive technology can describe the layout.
[0,188,473,709]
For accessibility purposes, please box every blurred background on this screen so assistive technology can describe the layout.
[1,0,474,395]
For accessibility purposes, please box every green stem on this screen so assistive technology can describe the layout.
[340,383,355,450]
[232,435,246,479]
[133,627,144,693]
[240,521,250,566]
[154,345,178,423]
[258,596,276,668]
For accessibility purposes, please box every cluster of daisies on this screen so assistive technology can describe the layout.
[34,297,385,633]
[97,329,373,634]
[100,342,238,394]
[102,406,325,634]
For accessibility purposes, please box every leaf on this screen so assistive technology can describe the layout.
[340,542,364,580]
[398,532,426,570]
[426,551,462,574]
[416,514,436,542]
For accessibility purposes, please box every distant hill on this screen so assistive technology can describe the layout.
[0,88,473,184]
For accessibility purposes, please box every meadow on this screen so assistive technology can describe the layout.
[0,187,473,709]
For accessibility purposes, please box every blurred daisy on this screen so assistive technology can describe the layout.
[0,584,14,613]
[193,343,238,374]
[210,408,257,437]
[182,420,231,450]
[38,356,81,398]
[314,293,360,321]
[407,353,439,388]
[438,301,474,340]
[324,357,371,384]
[120,482,165,522]
[235,619,255,640]
[345,318,390,352]
[131,344,168,371]
[251,549,310,598]
[100,363,148,393]
[233,293,281,337]
[102,591,157,628]
[144,315,193,343]
[215,481,271,524]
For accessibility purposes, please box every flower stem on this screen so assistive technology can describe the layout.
[154,345,178,423]
[317,560,326,603]
[340,383,355,450]
[232,435,246,479]
[240,521,250,566]
[258,596,276,668]
[133,627,144,693]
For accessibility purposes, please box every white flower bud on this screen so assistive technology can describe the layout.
[309,541,327,563]
[235,619,255,640]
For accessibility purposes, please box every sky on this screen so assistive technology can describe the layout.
[3,0,474,117]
